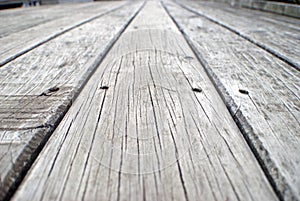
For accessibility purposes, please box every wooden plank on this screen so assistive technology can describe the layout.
[173,0,300,70]
[0,3,93,37]
[164,1,300,200]
[0,2,143,200]
[12,2,277,201]
[0,1,126,66]
[0,2,119,37]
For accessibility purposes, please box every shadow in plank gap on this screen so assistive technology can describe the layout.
[0,1,144,200]
[0,1,127,67]
[173,0,300,71]
[12,2,277,201]
[163,0,300,200]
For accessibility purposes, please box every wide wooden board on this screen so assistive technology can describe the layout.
[174,0,300,70]
[0,2,143,200]
[12,2,277,201]
[164,1,300,200]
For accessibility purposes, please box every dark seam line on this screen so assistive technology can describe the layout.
[2,2,146,201]
[175,0,299,71]
[161,1,286,200]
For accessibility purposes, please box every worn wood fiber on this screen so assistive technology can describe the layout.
[0,3,92,37]
[164,1,300,200]
[0,2,143,200]
[12,2,277,201]
[174,0,300,70]
[0,1,127,66]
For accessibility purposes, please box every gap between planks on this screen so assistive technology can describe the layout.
[173,0,300,71]
[0,2,130,67]
[12,1,277,201]
[163,1,300,200]
[0,2,144,200]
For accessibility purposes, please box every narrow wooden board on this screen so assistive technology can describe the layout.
[0,1,126,66]
[0,2,143,200]
[12,2,277,201]
[174,0,300,70]
[164,1,300,200]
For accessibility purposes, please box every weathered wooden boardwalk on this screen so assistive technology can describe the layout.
[0,0,299,200]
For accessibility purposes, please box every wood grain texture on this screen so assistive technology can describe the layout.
[0,1,127,67]
[0,2,143,200]
[0,3,93,37]
[12,2,277,201]
[174,0,300,70]
[163,1,300,200]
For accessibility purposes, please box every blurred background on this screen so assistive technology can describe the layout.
[0,0,299,10]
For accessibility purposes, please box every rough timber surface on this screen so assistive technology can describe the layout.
[164,1,300,200]
[174,0,300,70]
[0,1,127,67]
[0,3,95,37]
[0,2,143,200]
[12,2,277,201]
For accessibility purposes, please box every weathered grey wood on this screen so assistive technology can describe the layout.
[12,2,277,201]
[174,0,300,70]
[0,1,127,67]
[0,2,143,200]
[0,2,120,37]
[0,3,92,37]
[164,1,300,200]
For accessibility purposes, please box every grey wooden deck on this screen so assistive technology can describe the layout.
[0,0,299,200]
